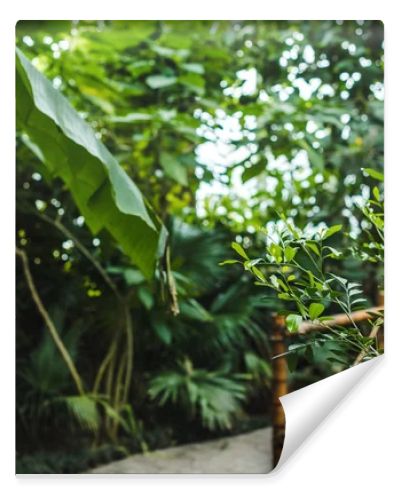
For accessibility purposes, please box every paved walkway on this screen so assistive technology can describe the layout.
[89,427,273,474]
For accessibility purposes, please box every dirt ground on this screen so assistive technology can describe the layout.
[88,427,273,474]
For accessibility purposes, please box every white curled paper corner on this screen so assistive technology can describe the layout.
[275,355,383,470]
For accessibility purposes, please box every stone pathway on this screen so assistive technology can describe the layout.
[88,427,272,474]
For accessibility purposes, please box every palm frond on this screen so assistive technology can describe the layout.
[61,395,100,433]
[169,219,229,294]
[19,308,84,395]
[148,361,247,431]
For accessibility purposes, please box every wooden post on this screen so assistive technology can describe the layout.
[377,291,384,351]
[271,314,288,467]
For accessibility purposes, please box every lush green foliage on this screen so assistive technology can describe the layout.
[17,48,165,277]
[16,20,383,472]
[227,169,384,368]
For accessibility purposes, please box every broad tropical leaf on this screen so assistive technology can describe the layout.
[16,48,166,277]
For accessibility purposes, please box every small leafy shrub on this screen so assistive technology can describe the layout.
[223,171,384,368]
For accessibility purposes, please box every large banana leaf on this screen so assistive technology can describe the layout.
[16,48,166,278]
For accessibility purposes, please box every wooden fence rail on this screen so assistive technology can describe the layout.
[271,302,384,467]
